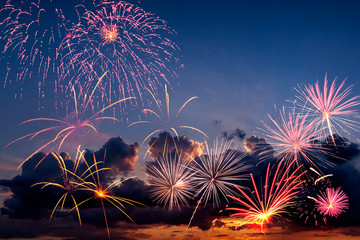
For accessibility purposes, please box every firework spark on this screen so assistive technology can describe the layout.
[129,85,207,156]
[147,153,194,211]
[70,153,144,239]
[296,74,360,144]
[0,0,81,99]
[262,108,329,169]
[226,160,306,231]
[31,148,84,224]
[58,1,181,109]
[5,73,134,168]
[315,187,349,218]
[296,167,333,226]
[187,139,248,228]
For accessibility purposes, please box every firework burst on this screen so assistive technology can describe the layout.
[5,73,134,168]
[147,153,194,211]
[187,139,248,228]
[262,108,330,169]
[58,1,181,109]
[129,85,207,157]
[296,167,333,226]
[0,0,82,98]
[70,153,144,239]
[296,74,360,144]
[31,148,84,224]
[226,160,306,231]
[315,187,349,218]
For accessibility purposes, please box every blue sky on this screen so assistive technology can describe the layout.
[1,0,360,180]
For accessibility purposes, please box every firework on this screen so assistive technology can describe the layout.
[130,85,207,157]
[226,160,306,231]
[31,148,84,224]
[315,187,349,218]
[187,139,248,228]
[58,1,181,108]
[296,167,333,226]
[5,73,134,168]
[296,74,360,144]
[262,108,330,169]
[70,153,144,240]
[0,0,82,98]
[147,153,194,211]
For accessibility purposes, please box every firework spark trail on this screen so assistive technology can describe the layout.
[187,139,249,229]
[69,153,144,240]
[296,74,360,144]
[31,147,84,224]
[147,153,194,211]
[0,0,83,100]
[262,108,330,169]
[315,187,349,218]
[4,73,135,168]
[58,1,181,109]
[296,167,333,226]
[129,85,207,157]
[226,159,307,232]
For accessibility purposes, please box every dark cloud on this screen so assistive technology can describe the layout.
[0,152,63,219]
[222,128,246,141]
[322,134,360,165]
[85,136,139,176]
[243,135,274,161]
[0,137,141,222]
[213,120,222,125]
[147,131,204,160]
[0,216,148,240]
[1,134,360,235]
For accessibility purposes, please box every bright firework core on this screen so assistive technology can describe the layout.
[97,190,105,198]
[101,24,119,43]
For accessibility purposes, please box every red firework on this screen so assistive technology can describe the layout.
[226,160,306,231]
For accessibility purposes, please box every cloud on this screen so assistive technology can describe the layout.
[85,137,139,176]
[243,135,274,160]
[1,134,360,234]
[0,137,141,221]
[0,152,63,219]
[222,128,246,141]
[147,131,205,160]
[213,120,222,125]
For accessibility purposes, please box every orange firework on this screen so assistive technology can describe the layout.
[70,153,144,239]
[31,147,87,225]
[226,160,306,231]
[5,73,134,168]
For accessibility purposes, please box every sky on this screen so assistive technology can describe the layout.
[0,0,360,239]
[1,0,360,173]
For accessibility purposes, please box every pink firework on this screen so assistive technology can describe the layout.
[262,108,328,168]
[58,1,181,110]
[296,74,360,143]
[0,0,82,99]
[226,160,306,231]
[315,187,349,217]
[5,74,134,168]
